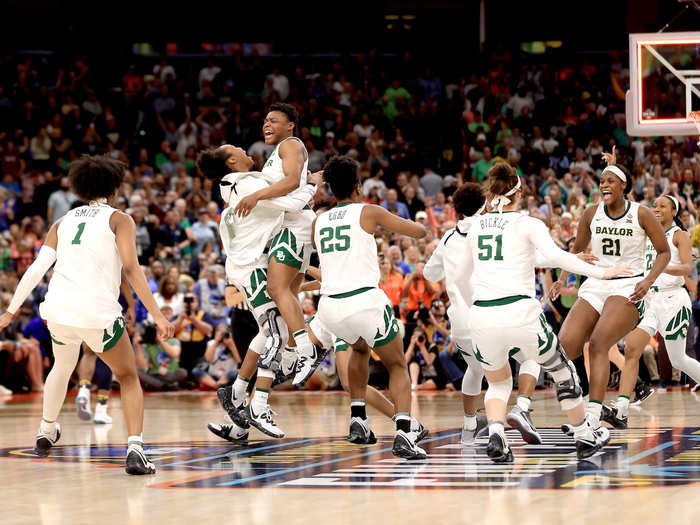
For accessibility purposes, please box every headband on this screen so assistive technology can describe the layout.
[663,194,680,214]
[602,165,626,183]
[490,176,522,213]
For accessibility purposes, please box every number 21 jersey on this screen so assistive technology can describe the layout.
[589,200,646,276]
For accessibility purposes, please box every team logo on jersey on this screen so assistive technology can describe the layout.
[225,212,235,225]
[3,427,700,490]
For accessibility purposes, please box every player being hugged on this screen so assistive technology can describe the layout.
[552,147,670,431]
[468,163,631,463]
[313,156,427,460]
[0,156,174,475]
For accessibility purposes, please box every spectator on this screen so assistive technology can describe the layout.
[388,245,411,275]
[154,277,184,316]
[190,208,219,256]
[135,318,188,391]
[382,189,410,219]
[46,177,77,224]
[173,292,214,376]
[192,323,242,390]
[405,326,452,390]
[472,146,494,182]
[193,265,227,328]
[419,167,442,199]
[379,256,405,313]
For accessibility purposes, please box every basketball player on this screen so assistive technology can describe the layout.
[552,148,670,430]
[469,163,631,462]
[602,194,700,428]
[233,103,320,386]
[0,156,174,475]
[313,156,427,460]
[422,183,543,444]
[198,145,318,439]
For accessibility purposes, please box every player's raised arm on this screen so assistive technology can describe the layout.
[361,204,426,239]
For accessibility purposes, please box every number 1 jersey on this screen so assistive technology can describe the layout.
[315,202,380,296]
[40,203,123,329]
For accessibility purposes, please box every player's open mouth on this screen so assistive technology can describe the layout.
[654,213,662,220]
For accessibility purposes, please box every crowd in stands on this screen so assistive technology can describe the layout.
[1,46,700,394]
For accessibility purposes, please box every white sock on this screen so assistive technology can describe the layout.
[233,376,249,405]
[488,421,505,437]
[616,396,630,418]
[586,401,602,427]
[571,418,591,440]
[282,347,297,367]
[463,413,477,430]
[78,384,90,395]
[128,434,143,446]
[516,395,531,412]
[251,388,269,414]
[40,419,57,435]
[294,330,313,355]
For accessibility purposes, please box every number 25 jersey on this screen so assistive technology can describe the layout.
[589,200,646,275]
[315,203,380,296]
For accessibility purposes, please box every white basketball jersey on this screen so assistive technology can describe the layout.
[589,201,646,275]
[262,136,308,187]
[40,203,123,329]
[645,225,685,291]
[316,203,380,296]
[469,211,538,301]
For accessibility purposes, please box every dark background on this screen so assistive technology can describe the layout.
[2,0,699,56]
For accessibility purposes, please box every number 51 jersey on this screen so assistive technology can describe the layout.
[40,203,123,329]
[315,202,380,296]
[589,200,646,276]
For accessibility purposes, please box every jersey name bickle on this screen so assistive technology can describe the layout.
[594,226,634,236]
[478,215,511,230]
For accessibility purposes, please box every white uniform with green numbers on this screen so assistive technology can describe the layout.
[468,210,606,371]
[578,200,648,314]
[639,226,692,339]
[262,136,315,271]
[315,202,399,348]
[40,203,125,352]
[219,171,316,356]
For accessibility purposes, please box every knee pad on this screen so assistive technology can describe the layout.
[461,366,484,396]
[540,342,582,404]
[256,308,288,373]
[518,359,540,380]
[484,375,512,404]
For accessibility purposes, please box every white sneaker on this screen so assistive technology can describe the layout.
[76,387,92,421]
[273,349,298,386]
[34,422,61,457]
[0,384,12,395]
[292,342,320,386]
[93,404,112,424]
[125,442,156,475]
[247,404,285,438]
[392,430,427,460]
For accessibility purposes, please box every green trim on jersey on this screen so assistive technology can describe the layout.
[102,316,126,351]
[665,305,691,340]
[603,200,631,221]
[486,211,520,214]
[328,286,374,299]
[268,227,304,270]
[474,345,491,366]
[50,334,65,346]
[473,295,530,307]
[335,338,350,352]
[246,268,273,308]
[335,202,353,208]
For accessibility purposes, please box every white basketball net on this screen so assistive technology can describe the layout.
[690,111,700,146]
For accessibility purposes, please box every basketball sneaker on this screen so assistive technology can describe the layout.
[461,415,488,445]
[411,418,429,442]
[34,422,61,457]
[272,349,298,387]
[76,386,92,421]
[506,405,542,444]
[486,433,513,463]
[347,416,377,444]
[575,423,610,459]
[601,403,628,429]
[246,404,285,438]
[632,382,655,406]
[93,403,112,424]
[207,422,249,443]
[392,430,427,460]
[292,343,327,387]
[125,442,156,475]
[217,385,250,428]
[561,423,574,437]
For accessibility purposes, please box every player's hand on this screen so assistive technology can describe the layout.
[0,312,15,331]
[628,277,652,303]
[307,170,324,186]
[126,306,136,327]
[601,266,634,280]
[234,193,259,218]
[602,146,617,166]
[576,252,599,264]
[155,314,175,340]
[549,281,563,301]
